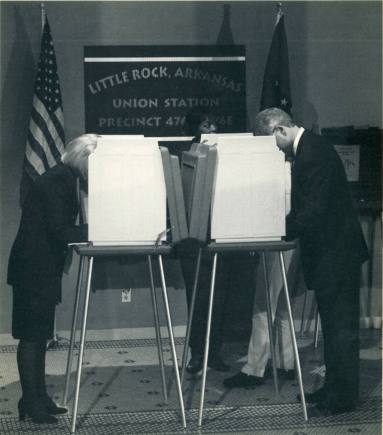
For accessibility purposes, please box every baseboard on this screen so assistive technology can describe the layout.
[0,334,18,346]
[0,318,379,347]
[0,326,187,346]
[58,326,187,341]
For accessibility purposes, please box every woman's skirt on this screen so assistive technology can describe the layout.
[12,287,56,340]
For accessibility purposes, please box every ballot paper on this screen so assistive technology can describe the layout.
[88,135,167,245]
[200,132,253,142]
[207,135,286,242]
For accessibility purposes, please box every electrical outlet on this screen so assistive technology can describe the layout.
[121,289,132,303]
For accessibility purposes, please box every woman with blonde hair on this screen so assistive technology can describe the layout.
[7,134,97,424]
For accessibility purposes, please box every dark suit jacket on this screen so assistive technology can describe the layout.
[7,163,88,303]
[286,130,368,290]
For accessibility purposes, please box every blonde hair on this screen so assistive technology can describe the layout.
[61,134,98,179]
[254,108,294,135]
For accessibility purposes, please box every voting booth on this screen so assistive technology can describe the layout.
[67,134,305,431]
[181,134,289,243]
[180,134,307,426]
[88,135,187,245]
[65,135,188,433]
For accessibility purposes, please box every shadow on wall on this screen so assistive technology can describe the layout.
[92,257,185,291]
[1,5,37,198]
[0,4,40,334]
[294,99,319,133]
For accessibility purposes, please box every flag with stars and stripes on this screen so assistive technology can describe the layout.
[20,12,65,205]
[260,9,292,114]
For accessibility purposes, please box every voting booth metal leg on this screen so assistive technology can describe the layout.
[181,248,202,386]
[261,253,279,396]
[63,256,85,406]
[147,255,168,404]
[279,252,308,421]
[71,256,94,434]
[157,255,187,428]
[300,289,309,337]
[198,252,218,427]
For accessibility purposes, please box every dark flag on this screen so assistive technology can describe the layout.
[20,8,65,205]
[260,8,292,113]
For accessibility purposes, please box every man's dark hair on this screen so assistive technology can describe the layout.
[183,108,211,136]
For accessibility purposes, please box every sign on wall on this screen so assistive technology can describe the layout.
[334,145,360,182]
[84,45,246,136]
[322,127,382,210]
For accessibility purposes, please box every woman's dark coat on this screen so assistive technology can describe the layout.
[7,163,87,303]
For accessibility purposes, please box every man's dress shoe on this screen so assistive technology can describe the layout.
[297,386,327,403]
[223,372,264,389]
[186,355,203,374]
[308,401,356,417]
[186,355,230,375]
[208,355,230,372]
[264,366,295,380]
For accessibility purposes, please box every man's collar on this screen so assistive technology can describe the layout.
[293,127,305,156]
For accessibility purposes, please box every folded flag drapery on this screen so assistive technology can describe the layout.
[20,5,65,205]
[260,6,292,114]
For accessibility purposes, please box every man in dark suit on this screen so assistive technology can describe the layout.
[180,109,257,374]
[253,108,368,415]
[180,108,231,373]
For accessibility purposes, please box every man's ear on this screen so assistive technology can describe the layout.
[274,125,287,136]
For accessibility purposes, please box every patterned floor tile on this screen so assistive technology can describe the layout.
[0,330,380,434]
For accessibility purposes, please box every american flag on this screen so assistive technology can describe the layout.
[20,12,65,205]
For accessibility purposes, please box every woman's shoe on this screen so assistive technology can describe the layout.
[18,398,26,421]
[44,396,68,415]
[43,396,68,415]
[18,398,58,424]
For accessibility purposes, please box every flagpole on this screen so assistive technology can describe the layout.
[276,2,283,24]
[39,3,63,351]
[40,2,46,30]
[41,1,58,350]
[41,0,58,351]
